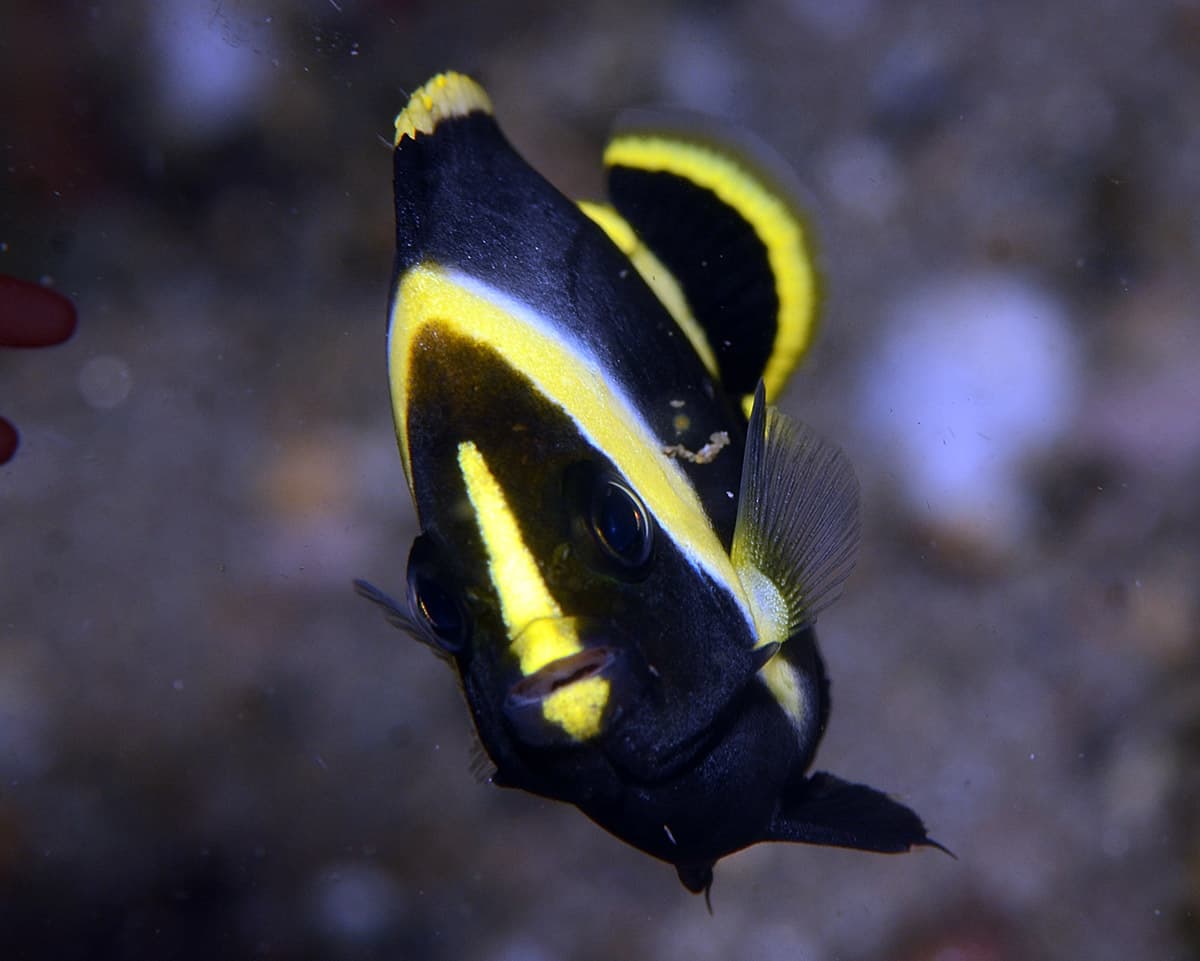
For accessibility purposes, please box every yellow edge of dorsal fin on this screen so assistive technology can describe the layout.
[394,72,493,146]
[577,201,720,380]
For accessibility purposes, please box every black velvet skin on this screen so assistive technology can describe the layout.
[380,89,941,895]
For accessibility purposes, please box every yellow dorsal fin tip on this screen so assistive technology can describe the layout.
[394,72,493,145]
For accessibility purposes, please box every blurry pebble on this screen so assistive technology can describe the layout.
[0,647,53,779]
[150,0,273,140]
[250,427,403,585]
[1103,735,1172,841]
[1078,279,1200,476]
[487,940,557,961]
[78,354,132,409]
[823,135,903,220]
[858,271,1082,557]
[256,430,357,519]
[737,921,820,961]
[1125,560,1197,664]
[1039,80,1116,162]
[786,0,877,40]
[892,916,1014,961]
[870,33,958,144]
[312,862,404,942]
[660,14,741,114]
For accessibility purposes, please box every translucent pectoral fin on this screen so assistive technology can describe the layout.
[353,578,451,657]
[732,382,861,645]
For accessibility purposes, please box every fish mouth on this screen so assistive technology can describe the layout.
[501,617,635,747]
[506,645,616,706]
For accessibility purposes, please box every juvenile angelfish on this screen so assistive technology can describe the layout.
[358,71,942,896]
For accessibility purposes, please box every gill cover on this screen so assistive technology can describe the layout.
[360,71,942,896]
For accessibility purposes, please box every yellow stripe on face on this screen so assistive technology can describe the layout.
[394,72,493,145]
[603,136,817,408]
[577,201,720,379]
[456,441,567,653]
[389,263,752,640]
[456,440,609,740]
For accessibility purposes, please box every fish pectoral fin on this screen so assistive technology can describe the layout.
[353,578,453,661]
[768,771,950,856]
[731,382,861,644]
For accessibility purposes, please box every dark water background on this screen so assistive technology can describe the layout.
[2,1,1198,958]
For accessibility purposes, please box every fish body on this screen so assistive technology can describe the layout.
[361,72,939,895]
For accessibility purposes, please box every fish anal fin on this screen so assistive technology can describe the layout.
[769,771,948,855]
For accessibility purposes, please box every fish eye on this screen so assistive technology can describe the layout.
[406,536,469,653]
[590,476,653,568]
[408,569,465,643]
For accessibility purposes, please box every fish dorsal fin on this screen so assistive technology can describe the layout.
[604,114,820,415]
[394,71,493,144]
[731,383,859,646]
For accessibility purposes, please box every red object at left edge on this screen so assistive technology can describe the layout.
[0,274,78,347]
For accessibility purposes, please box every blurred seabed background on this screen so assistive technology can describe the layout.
[2,0,1199,958]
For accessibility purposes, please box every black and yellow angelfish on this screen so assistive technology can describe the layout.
[358,72,941,896]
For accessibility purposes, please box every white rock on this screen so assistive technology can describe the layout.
[858,271,1082,553]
